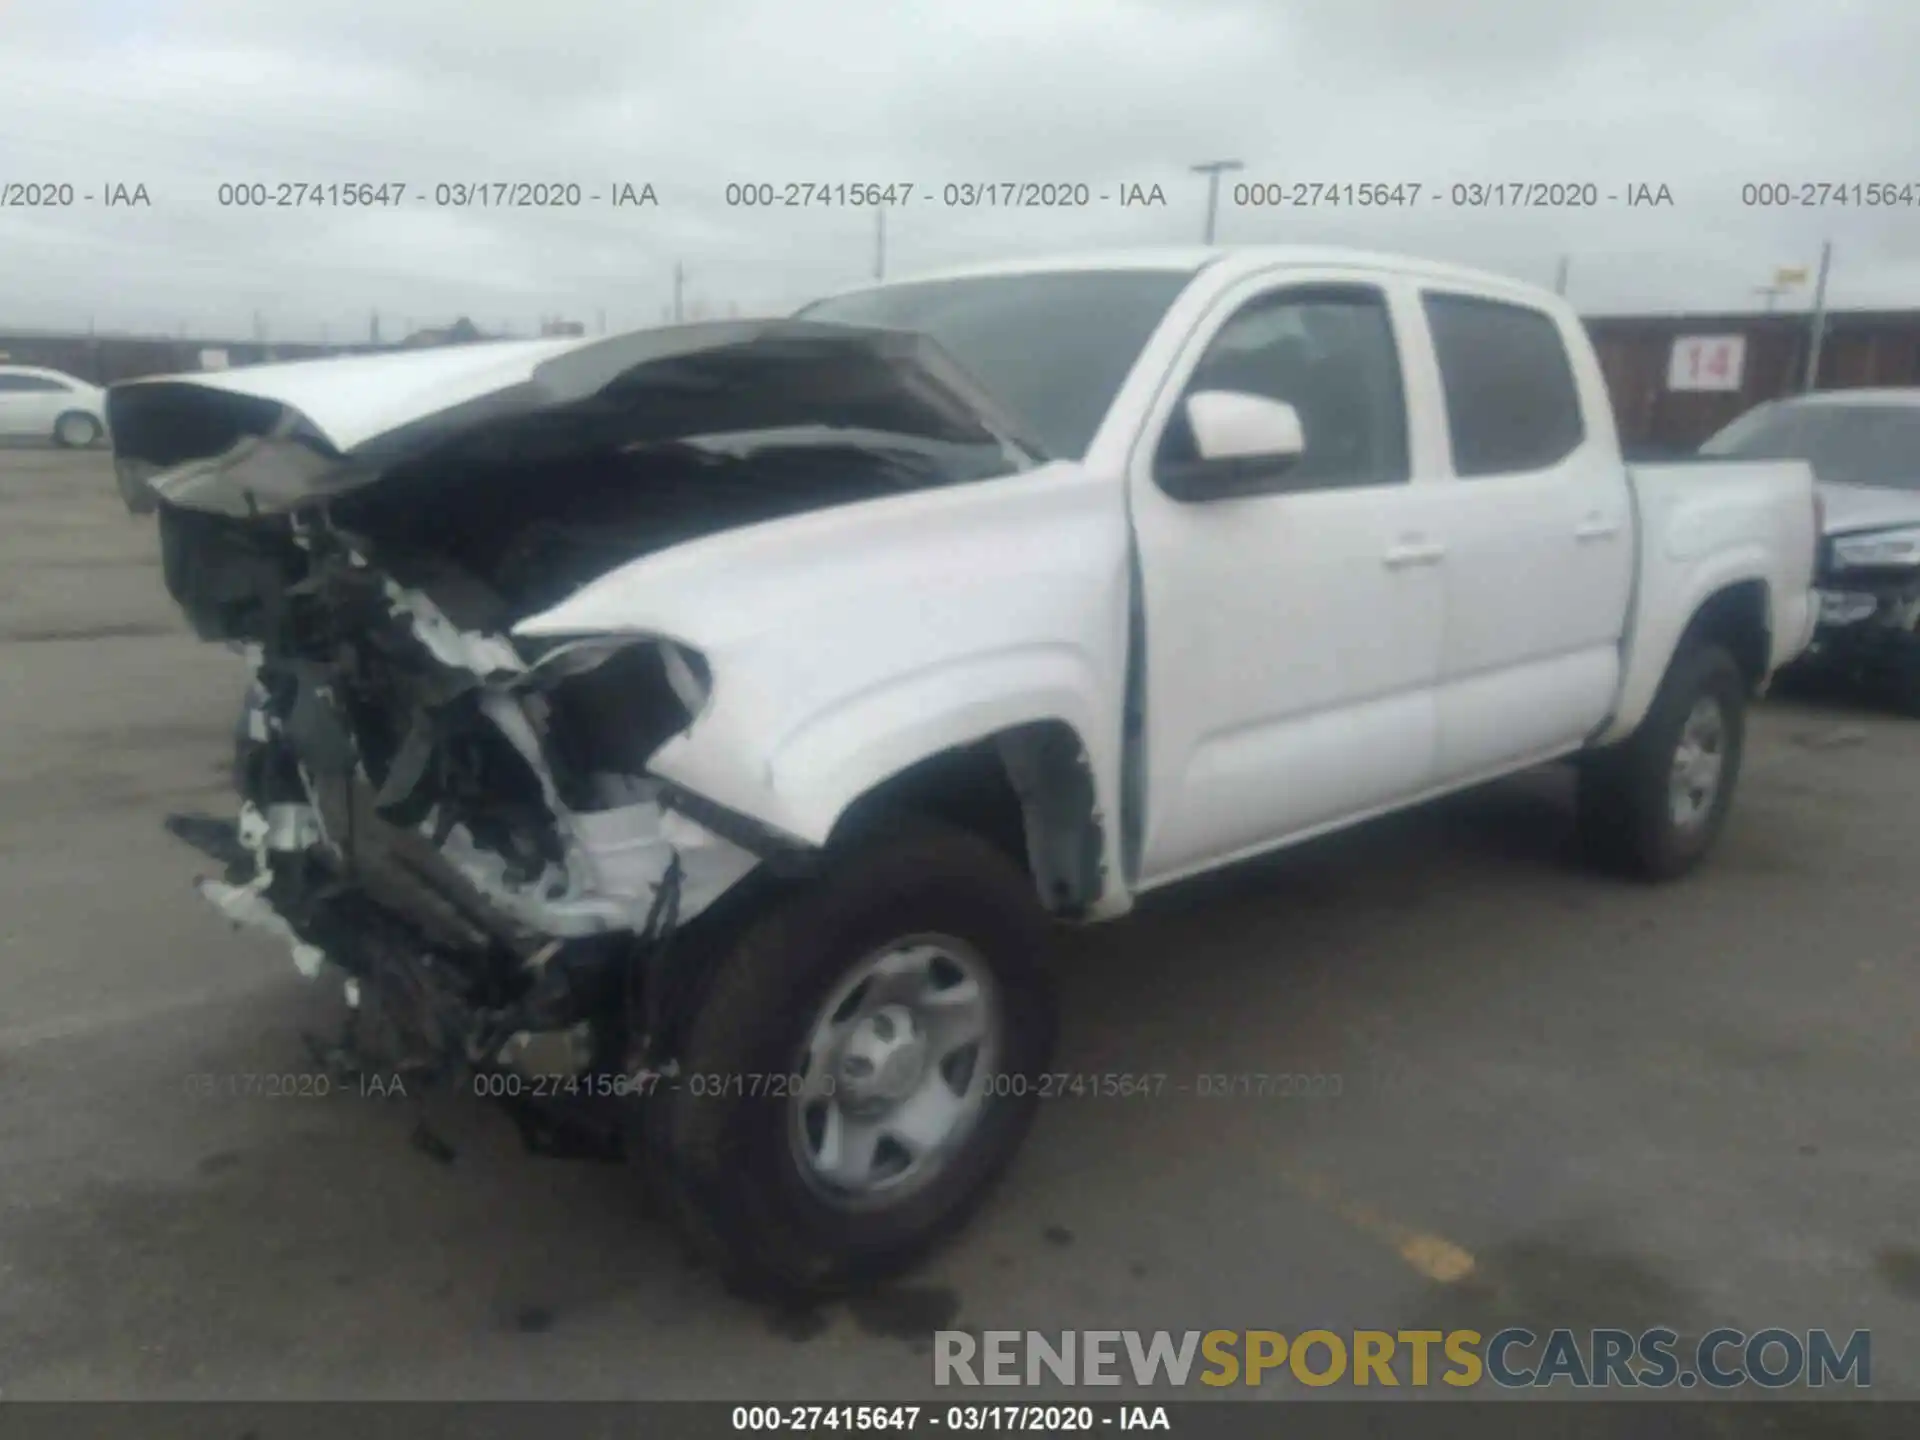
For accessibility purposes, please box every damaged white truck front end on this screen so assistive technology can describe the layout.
[112,316,1124,1296]
[189,545,774,1137]
[143,477,800,1143]
[234,565,760,928]
[113,249,1822,1301]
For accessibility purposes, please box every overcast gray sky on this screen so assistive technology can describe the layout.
[3,0,1918,340]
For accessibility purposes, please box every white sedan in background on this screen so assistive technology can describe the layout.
[0,364,109,446]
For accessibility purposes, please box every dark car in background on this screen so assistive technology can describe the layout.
[1702,390,1920,712]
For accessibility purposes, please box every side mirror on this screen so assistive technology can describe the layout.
[1158,390,1306,501]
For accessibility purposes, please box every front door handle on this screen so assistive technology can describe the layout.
[1383,537,1446,568]
[1575,514,1622,541]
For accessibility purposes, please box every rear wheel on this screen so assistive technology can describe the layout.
[648,820,1057,1298]
[1578,642,1747,880]
[54,411,102,448]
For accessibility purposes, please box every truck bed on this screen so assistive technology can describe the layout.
[1595,459,1819,747]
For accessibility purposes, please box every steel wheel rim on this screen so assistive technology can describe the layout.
[1668,694,1727,829]
[58,415,94,446]
[789,933,1000,1210]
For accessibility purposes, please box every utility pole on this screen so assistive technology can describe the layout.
[874,207,886,281]
[1190,159,1244,244]
[1553,255,1570,296]
[596,307,606,335]
[369,310,381,345]
[673,262,685,323]
[1753,285,1787,313]
[1802,240,1833,393]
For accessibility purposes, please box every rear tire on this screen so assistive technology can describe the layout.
[54,411,102,448]
[1578,642,1747,881]
[648,819,1057,1299]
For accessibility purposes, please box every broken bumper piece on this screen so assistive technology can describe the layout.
[198,872,328,979]
[194,799,328,976]
[194,793,755,978]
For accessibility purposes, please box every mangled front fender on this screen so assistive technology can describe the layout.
[515,458,1135,911]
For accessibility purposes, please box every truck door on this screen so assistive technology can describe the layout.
[1127,271,1454,890]
[1414,291,1635,782]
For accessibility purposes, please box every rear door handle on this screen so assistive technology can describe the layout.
[1575,514,1622,541]
[1383,537,1446,568]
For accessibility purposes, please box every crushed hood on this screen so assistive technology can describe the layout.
[1819,480,1920,537]
[106,320,1046,518]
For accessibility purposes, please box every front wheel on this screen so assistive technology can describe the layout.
[648,820,1058,1298]
[1577,642,1748,881]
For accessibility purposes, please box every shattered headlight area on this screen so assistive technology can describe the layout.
[174,535,763,1156]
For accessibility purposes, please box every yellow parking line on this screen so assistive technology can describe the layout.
[1281,1167,1477,1284]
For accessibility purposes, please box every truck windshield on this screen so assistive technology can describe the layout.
[798,269,1194,459]
[1701,401,1920,489]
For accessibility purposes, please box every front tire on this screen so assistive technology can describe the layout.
[649,820,1058,1298]
[54,411,102,448]
[1578,641,1747,881]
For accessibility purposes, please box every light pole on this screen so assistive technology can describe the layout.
[1802,240,1833,393]
[1190,159,1244,244]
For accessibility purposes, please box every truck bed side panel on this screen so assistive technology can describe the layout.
[1596,460,1818,746]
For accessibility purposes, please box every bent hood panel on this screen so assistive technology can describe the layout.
[106,320,1045,516]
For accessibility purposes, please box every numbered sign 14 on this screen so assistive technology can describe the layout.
[1667,335,1746,392]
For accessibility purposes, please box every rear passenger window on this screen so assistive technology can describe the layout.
[1423,293,1585,476]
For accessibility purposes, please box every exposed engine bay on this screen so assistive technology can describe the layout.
[121,321,1043,1154]
[168,477,779,1151]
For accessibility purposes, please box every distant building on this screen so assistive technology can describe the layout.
[1584,308,1920,452]
[0,327,369,384]
[539,318,587,337]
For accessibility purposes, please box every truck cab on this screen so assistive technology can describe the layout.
[781,248,1818,900]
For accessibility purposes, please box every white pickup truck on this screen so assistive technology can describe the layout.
[109,246,1817,1297]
